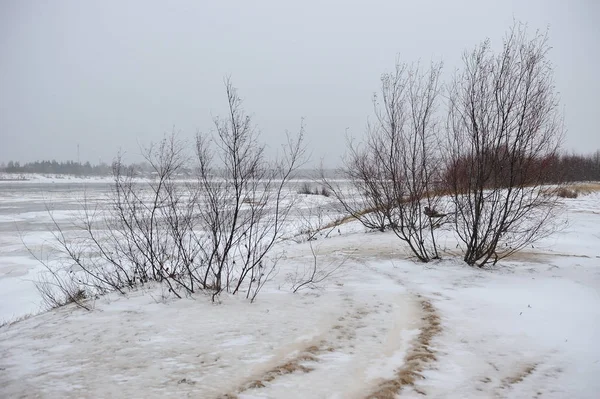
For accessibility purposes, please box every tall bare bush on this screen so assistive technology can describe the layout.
[36,79,305,302]
[445,22,563,267]
[325,61,446,262]
[194,78,306,300]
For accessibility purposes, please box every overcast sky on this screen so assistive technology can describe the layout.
[1,0,598,166]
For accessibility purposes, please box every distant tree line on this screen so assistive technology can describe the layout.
[444,150,600,190]
[547,151,600,182]
[2,150,599,182]
[1,160,112,176]
[0,159,198,177]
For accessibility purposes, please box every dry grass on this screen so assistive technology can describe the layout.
[320,181,600,234]
[493,362,539,395]
[553,182,600,199]
[555,187,578,198]
[243,357,315,388]
[366,298,442,398]
[321,213,361,230]
[0,313,34,329]
[572,182,600,195]
[502,364,537,386]
[247,361,313,389]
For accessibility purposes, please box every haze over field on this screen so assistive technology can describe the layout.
[1,2,600,398]
[1,0,599,166]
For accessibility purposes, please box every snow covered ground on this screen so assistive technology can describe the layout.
[0,172,116,184]
[0,182,599,398]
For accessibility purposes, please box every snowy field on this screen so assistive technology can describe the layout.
[0,178,599,398]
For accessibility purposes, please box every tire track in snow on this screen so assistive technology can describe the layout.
[219,252,440,399]
[218,293,374,399]
[358,262,443,398]
[365,296,441,398]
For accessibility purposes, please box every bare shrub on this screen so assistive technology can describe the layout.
[324,60,446,262]
[555,187,578,199]
[445,22,564,267]
[293,205,332,243]
[36,79,305,303]
[194,79,306,301]
[36,276,88,310]
[0,313,34,329]
[297,182,330,197]
[30,242,92,311]
[298,182,313,195]
[288,242,345,293]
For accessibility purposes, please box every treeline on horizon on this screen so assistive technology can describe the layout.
[1,160,113,176]
[1,150,600,182]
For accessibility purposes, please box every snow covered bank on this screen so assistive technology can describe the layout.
[0,190,599,398]
[0,173,115,184]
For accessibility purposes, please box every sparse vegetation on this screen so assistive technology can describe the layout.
[323,60,446,262]
[31,242,92,311]
[2,5,599,399]
[288,242,345,293]
[445,22,564,267]
[28,20,576,321]
[0,313,34,330]
[297,182,330,197]
[556,187,579,199]
[35,79,306,304]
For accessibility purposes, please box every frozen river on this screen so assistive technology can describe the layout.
[0,179,343,322]
[0,182,114,321]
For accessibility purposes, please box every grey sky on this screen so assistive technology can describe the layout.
[1,0,598,166]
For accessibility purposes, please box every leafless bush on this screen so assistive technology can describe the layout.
[324,60,446,262]
[297,182,330,197]
[36,79,305,303]
[292,202,341,243]
[0,313,34,329]
[194,79,305,301]
[36,272,89,311]
[555,187,578,199]
[544,151,600,183]
[28,241,92,311]
[445,22,564,267]
[298,182,313,195]
[289,242,345,293]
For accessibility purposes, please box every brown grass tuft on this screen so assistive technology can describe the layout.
[555,187,578,198]
[0,313,34,329]
[554,182,600,199]
[503,364,537,387]
[573,182,600,195]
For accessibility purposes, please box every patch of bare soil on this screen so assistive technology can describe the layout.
[365,296,442,398]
